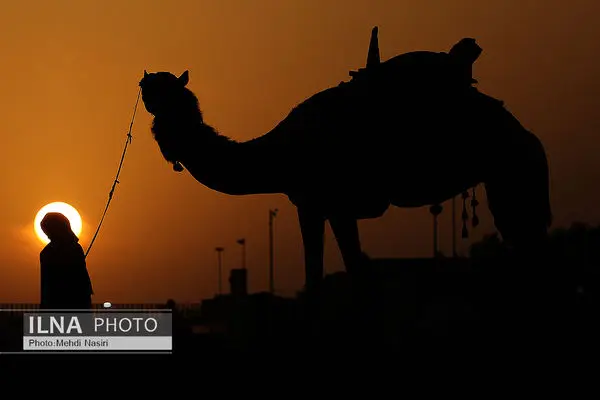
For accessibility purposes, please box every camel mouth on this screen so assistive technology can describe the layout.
[141,92,160,116]
[173,162,184,172]
[142,101,156,115]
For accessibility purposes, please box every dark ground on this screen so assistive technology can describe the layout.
[3,257,597,364]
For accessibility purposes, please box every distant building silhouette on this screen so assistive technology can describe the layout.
[229,268,248,297]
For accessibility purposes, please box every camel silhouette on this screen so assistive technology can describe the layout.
[139,29,551,296]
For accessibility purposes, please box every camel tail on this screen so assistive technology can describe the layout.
[485,130,552,246]
[517,131,552,230]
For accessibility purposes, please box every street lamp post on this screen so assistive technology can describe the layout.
[430,204,443,258]
[237,238,246,270]
[268,209,278,294]
[215,247,224,295]
[452,196,457,257]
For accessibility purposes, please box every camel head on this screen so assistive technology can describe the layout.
[140,70,193,173]
[139,70,189,116]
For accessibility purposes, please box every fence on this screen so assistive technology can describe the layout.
[0,303,202,316]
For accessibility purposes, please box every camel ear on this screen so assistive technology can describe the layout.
[178,70,189,86]
[144,70,149,78]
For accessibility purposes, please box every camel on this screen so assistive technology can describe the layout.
[139,32,552,296]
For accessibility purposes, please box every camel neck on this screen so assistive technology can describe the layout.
[171,121,282,196]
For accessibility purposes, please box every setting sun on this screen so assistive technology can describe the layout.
[34,202,83,244]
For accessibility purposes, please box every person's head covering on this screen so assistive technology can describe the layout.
[40,212,78,243]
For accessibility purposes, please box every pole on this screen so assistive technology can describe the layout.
[430,204,442,258]
[433,215,438,257]
[242,241,246,270]
[237,239,246,269]
[452,196,457,257]
[215,247,224,295]
[268,209,278,294]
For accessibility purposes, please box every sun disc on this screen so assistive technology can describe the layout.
[34,202,83,244]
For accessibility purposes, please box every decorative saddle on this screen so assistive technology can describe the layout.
[348,27,482,88]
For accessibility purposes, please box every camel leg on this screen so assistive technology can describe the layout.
[330,216,377,338]
[297,206,325,295]
[329,217,365,275]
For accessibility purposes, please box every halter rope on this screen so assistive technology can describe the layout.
[85,86,142,258]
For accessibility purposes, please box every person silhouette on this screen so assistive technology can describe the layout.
[39,212,93,309]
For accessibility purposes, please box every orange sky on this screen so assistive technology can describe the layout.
[1,0,599,303]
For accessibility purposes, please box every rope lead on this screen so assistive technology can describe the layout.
[85,86,142,258]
